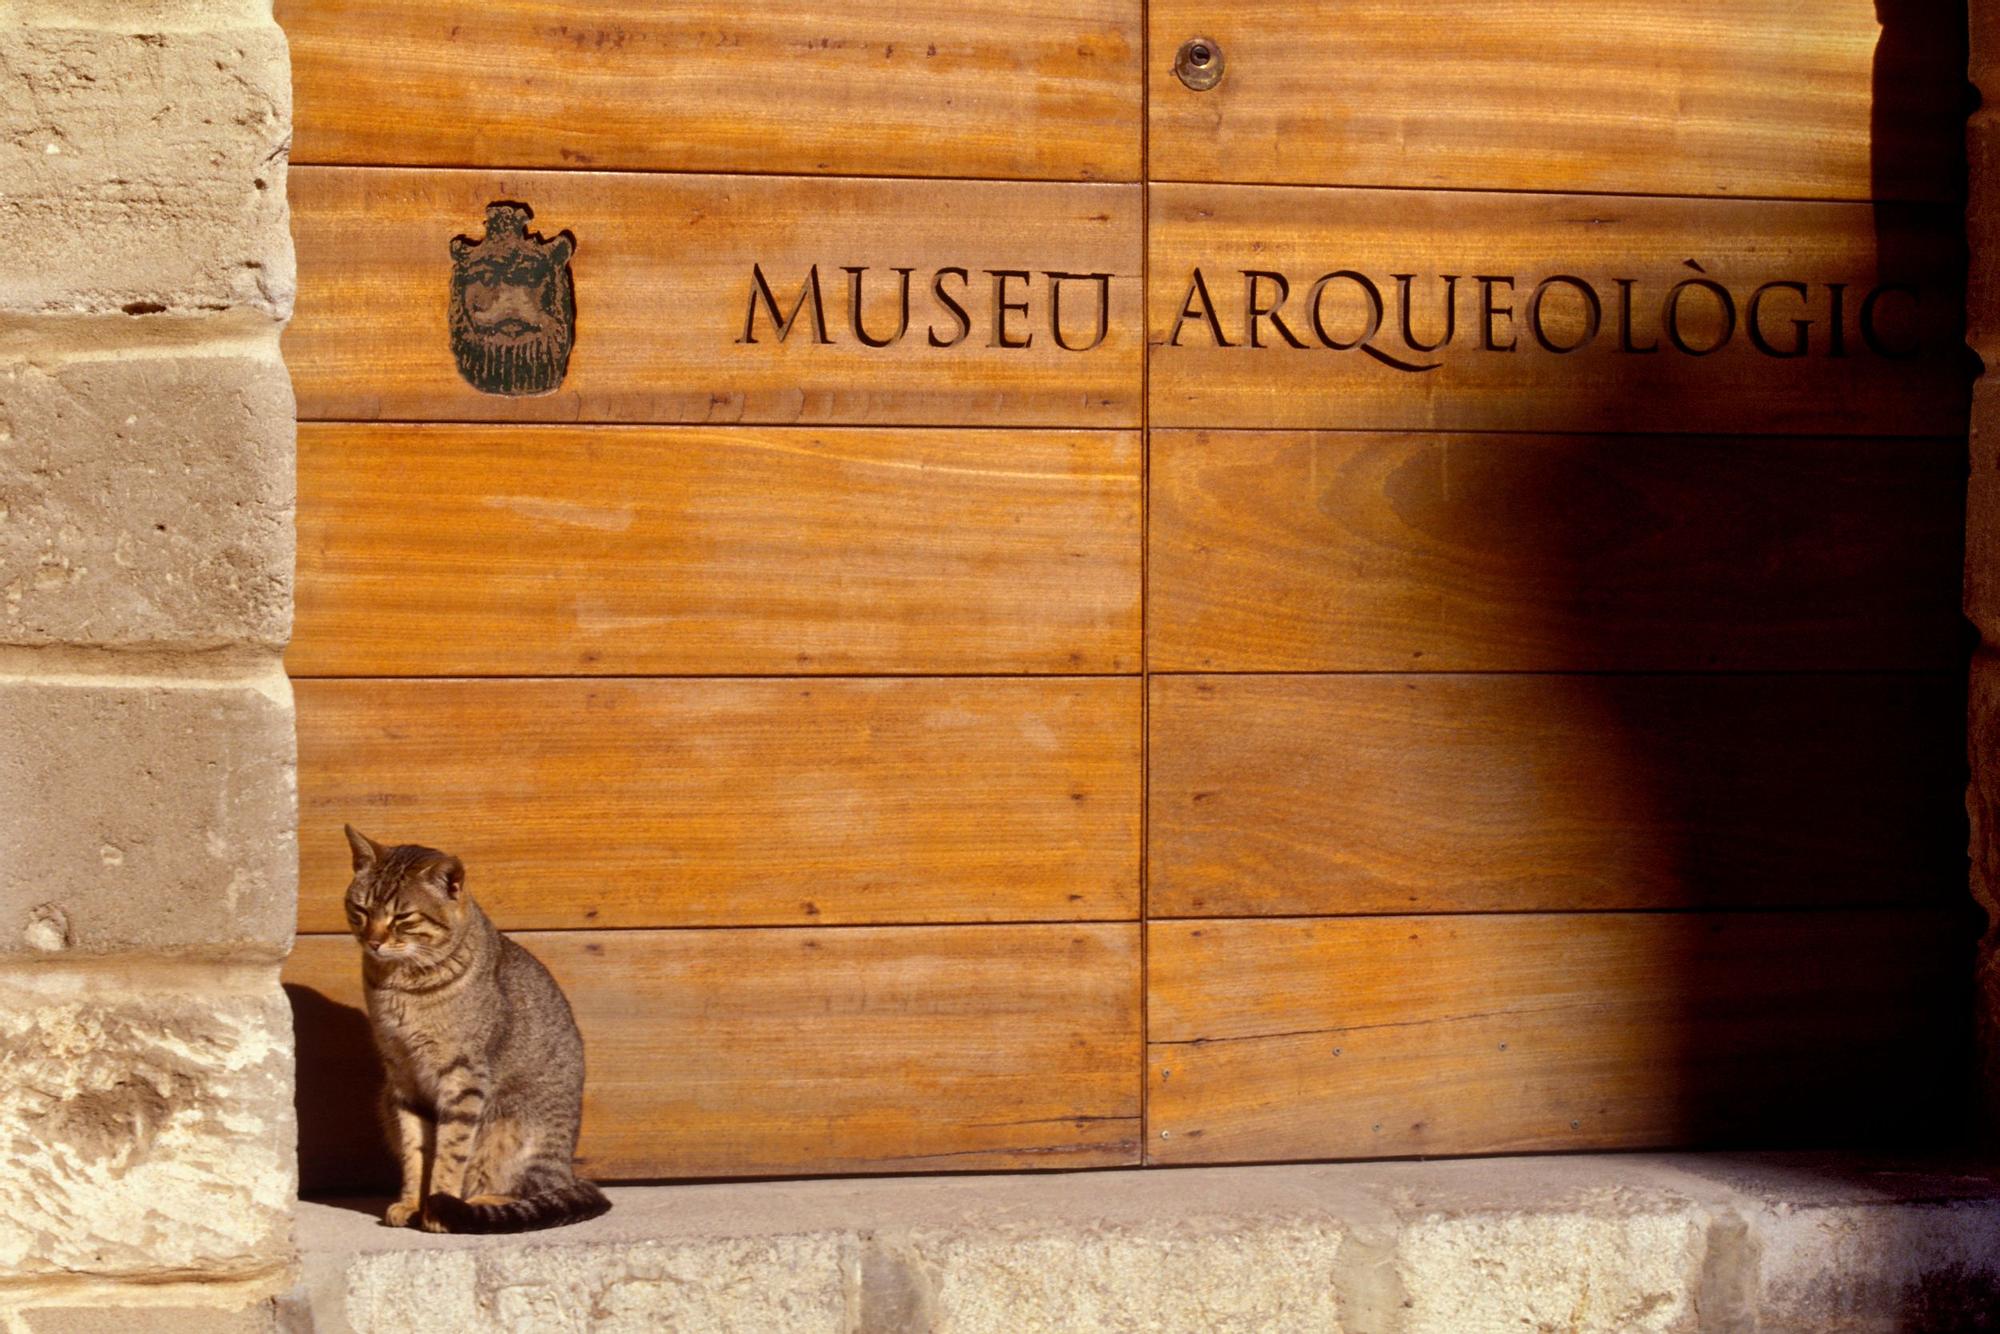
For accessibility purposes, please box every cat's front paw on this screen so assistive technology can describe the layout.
[382,1199,420,1228]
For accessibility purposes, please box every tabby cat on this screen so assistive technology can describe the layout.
[343,825,610,1233]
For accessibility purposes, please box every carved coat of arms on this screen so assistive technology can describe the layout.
[448,202,577,396]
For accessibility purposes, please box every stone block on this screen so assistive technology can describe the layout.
[0,23,291,317]
[1971,649,2000,1118]
[0,966,294,1280]
[19,1300,278,1332]
[7,3,274,30]
[1754,1201,2000,1333]
[1392,1206,1711,1334]
[0,674,295,959]
[1971,107,2000,356]
[906,1220,1348,1334]
[1967,377,2000,642]
[0,353,293,650]
[333,1236,849,1334]
[1978,0,2000,87]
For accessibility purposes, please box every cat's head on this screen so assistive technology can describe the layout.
[342,825,471,968]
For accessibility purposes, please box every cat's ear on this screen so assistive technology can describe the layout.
[438,856,466,900]
[344,824,383,873]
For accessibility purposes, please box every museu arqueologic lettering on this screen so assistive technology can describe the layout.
[736,264,1115,351]
[1165,267,1924,372]
[731,262,1925,373]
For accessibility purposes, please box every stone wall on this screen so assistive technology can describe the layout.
[0,0,297,1326]
[1973,0,2000,1129]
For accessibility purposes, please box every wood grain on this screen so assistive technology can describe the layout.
[1149,0,1965,201]
[1147,912,1966,1163]
[288,923,1141,1189]
[297,677,1140,931]
[1149,674,1964,917]
[1148,185,1965,435]
[288,167,1142,425]
[1148,430,1966,672]
[280,0,1141,182]
[291,424,1140,676]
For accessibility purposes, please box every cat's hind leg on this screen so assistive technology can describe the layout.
[462,1113,531,1199]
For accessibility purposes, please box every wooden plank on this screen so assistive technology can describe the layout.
[291,424,1141,676]
[1149,430,1966,672]
[288,167,1142,426]
[1149,0,1965,201]
[1148,185,1965,436]
[297,677,1140,931]
[1149,674,1963,917]
[1147,912,1965,1163]
[280,0,1141,182]
[288,923,1141,1189]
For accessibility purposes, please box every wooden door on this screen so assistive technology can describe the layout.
[278,0,1970,1189]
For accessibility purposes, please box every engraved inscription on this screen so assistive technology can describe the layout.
[737,266,1115,352]
[1166,264,1926,372]
[449,202,578,396]
[719,258,1927,379]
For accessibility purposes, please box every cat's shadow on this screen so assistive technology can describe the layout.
[285,983,398,1212]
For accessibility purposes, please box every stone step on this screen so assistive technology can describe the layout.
[286,1153,2000,1333]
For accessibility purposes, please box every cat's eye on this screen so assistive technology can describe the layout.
[392,913,423,928]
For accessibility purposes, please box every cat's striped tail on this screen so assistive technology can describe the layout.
[425,1180,611,1234]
